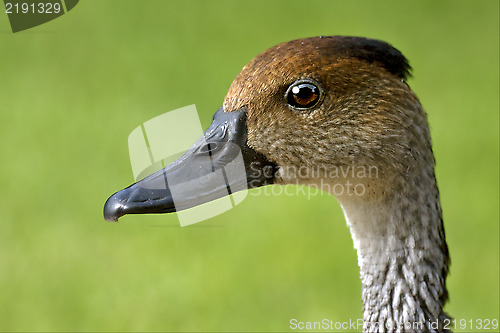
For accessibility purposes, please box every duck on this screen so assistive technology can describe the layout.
[104,36,451,333]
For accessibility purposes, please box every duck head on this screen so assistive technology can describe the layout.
[103,36,452,330]
[104,36,425,222]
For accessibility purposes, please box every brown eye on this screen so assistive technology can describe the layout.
[286,80,322,109]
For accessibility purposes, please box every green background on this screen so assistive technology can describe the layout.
[0,0,498,331]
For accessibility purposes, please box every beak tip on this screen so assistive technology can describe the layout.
[103,192,126,222]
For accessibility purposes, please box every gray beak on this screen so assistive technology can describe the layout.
[103,107,276,222]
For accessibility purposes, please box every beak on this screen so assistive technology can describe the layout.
[103,107,276,222]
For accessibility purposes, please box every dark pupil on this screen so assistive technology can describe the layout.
[288,83,319,108]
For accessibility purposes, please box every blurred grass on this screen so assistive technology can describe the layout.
[0,0,498,332]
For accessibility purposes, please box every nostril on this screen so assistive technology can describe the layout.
[199,142,220,154]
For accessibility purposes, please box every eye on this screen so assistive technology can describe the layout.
[285,80,323,109]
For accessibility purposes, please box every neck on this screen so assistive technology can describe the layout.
[339,174,450,332]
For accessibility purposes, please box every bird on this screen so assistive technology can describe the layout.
[104,36,451,333]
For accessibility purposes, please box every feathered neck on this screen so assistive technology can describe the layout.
[339,169,450,332]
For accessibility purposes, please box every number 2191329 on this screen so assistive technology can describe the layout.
[5,2,62,14]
